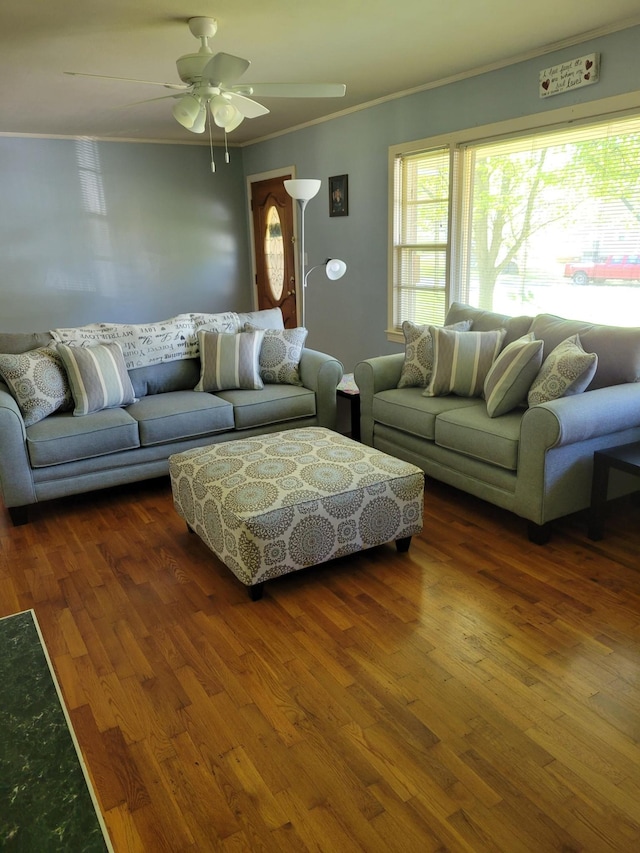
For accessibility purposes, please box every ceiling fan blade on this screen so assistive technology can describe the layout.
[236,83,347,98]
[201,52,251,87]
[64,71,187,90]
[112,93,184,108]
[223,92,270,119]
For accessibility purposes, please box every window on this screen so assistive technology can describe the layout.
[390,108,640,334]
[391,147,450,326]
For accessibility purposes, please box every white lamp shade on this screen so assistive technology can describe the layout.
[191,105,207,134]
[223,110,244,132]
[284,179,321,201]
[325,259,347,280]
[211,95,241,129]
[172,94,202,129]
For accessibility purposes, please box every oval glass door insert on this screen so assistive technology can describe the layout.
[264,204,285,300]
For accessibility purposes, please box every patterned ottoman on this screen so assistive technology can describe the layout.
[169,427,424,599]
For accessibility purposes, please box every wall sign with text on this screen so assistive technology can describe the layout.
[539,53,600,99]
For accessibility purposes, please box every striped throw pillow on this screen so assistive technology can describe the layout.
[484,333,544,417]
[195,330,265,392]
[424,326,506,398]
[57,342,136,415]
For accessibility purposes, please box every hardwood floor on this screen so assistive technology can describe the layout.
[1,476,640,852]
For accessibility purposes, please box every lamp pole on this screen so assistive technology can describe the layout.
[284,179,321,328]
[284,179,347,329]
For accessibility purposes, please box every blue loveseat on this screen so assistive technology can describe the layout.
[355,302,640,542]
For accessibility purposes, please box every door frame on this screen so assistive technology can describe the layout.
[246,166,300,324]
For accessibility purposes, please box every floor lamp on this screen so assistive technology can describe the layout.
[284,179,347,328]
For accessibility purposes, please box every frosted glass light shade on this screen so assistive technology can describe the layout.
[173,94,202,129]
[325,259,347,280]
[191,105,207,134]
[210,95,239,128]
[284,179,321,201]
[223,110,244,132]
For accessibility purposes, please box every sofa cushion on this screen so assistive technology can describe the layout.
[129,359,202,398]
[435,406,523,470]
[425,327,506,398]
[484,333,544,417]
[0,332,54,354]
[127,391,234,446]
[528,335,598,406]
[236,307,285,330]
[373,388,482,441]
[397,319,472,388]
[0,346,72,426]
[444,302,533,346]
[57,342,137,415]
[26,409,140,467]
[530,313,640,389]
[216,385,316,430]
[195,330,265,392]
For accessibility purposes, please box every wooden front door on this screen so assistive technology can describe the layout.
[250,175,297,328]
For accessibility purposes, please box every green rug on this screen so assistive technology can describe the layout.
[0,610,112,852]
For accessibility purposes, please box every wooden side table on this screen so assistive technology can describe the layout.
[588,441,640,540]
[336,373,361,441]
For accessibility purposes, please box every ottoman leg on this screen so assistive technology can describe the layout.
[396,536,412,553]
[249,583,264,601]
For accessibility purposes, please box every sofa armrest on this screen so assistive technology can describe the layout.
[354,354,405,445]
[0,385,37,512]
[299,348,344,430]
[515,382,640,526]
[521,383,640,449]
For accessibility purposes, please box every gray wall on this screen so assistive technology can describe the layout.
[0,137,252,331]
[1,25,639,372]
[242,24,640,371]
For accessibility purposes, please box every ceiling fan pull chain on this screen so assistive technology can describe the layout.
[224,131,230,164]
[208,108,215,172]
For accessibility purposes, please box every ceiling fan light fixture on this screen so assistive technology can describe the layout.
[210,95,239,129]
[172,94,202,129]
[191,104,207,134]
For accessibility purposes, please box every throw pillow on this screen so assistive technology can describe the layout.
[195,330,265,392]
[0,345,73,426]
[397,319,473,388]
[424,327,506,398]
[527,334,598,406]
[244,323,308,385]
[56,342,136,416]
[483,333,544,417]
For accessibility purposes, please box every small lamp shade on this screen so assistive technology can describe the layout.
[284,179,321,201]
[211,95,242,130]
[325,259,347,280]
[173,94,202,129]
[191,104,207,134]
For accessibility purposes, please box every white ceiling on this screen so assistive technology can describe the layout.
[1,1,639,145]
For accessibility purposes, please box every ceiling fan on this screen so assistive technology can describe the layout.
[65,16,347,136]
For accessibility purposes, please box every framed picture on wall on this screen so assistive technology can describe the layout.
[329,174,348,217]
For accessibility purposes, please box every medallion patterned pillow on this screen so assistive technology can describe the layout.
[56,342,136,415]
[0,345,72,426]
[397,320,473,388]
[483,333,544,417]
[244,324,308,385]
[527,334,598,406]
[424,327,506,398]
[195,330,265,392]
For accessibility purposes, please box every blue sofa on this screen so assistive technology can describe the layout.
[0,309,343,524]
[355,303,640,542]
